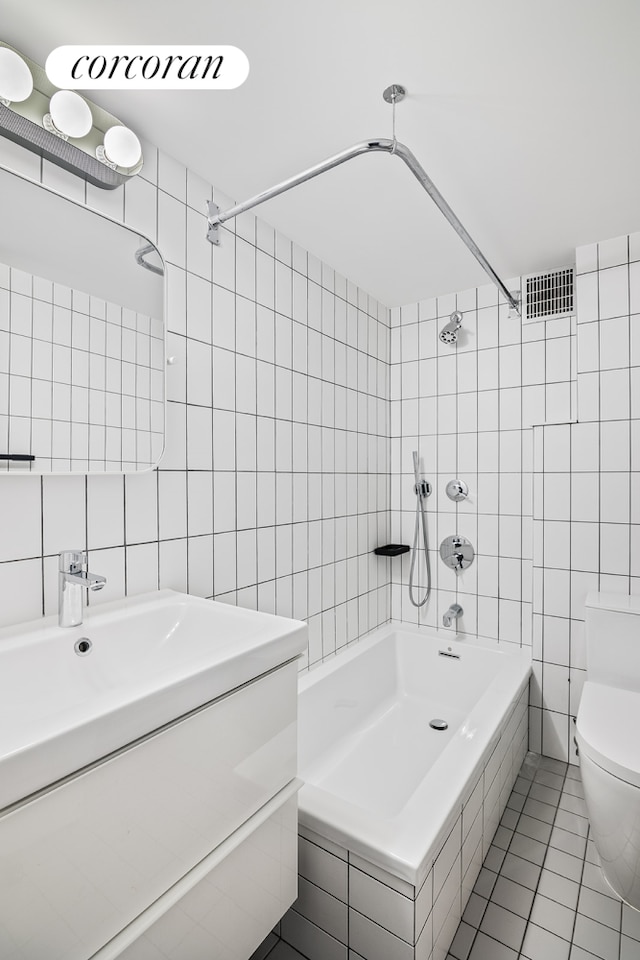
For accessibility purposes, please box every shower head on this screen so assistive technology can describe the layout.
[439,310,463,345]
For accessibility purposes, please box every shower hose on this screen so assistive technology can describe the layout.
[408,453,432,608]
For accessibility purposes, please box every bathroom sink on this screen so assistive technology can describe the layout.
[0,589,307,810]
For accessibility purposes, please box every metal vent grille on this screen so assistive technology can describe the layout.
[523,267,574,323]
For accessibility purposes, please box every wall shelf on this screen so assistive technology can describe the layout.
[373,544,410,557]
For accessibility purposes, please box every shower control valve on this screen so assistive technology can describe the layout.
[445,479,468,502]
[439,535,475,573]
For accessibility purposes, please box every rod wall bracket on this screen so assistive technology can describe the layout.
[508,291,522,319]
[206,201,221,245]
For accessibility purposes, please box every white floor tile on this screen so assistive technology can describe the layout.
[490,875,535,919]
[479,902,526,951]
[529,894,575,941]
[500,852,542,890]
[449,754,627,960]
[554,809,589,838]
[473,868,497,900]
[521,922,571,960]
[549,825,587,860]
[577,886,622,931]
[462,893,488,928]
[449,920,476,960]
[534,769,565,791]
[523,797,557,824]
[572,914,619,960]
[528,782,561,807]
[621,934,640,960]
[580,861,617,900]
[468,931,518,960]
[536,870,580,910]
[269,944,308,960]
[517,813,553,844]
[509,833,547,866]
[622,902,640,941]
[543,847,584,883]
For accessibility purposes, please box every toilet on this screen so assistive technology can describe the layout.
[576,591,640,909]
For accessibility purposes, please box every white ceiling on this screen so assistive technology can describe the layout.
[4,0,640,306]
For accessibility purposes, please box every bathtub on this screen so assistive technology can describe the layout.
[281,622,531,960]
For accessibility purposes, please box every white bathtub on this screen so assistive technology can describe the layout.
[298,622,530,887]
[283,622,530,960]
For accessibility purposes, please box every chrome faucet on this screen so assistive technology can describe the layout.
[443,603,463,628]
[59,550,106,627]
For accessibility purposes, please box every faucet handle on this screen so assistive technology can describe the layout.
[59,549,85,573]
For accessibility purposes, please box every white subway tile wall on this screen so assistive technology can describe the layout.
[0,135,391,665]
[389,284,576,653]
[530,232,640,763]
[0,264,163,472]
[390,231,639,766]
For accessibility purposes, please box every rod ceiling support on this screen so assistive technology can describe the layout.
[382,84,406,104]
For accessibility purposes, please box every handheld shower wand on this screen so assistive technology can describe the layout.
[409,451,432,608]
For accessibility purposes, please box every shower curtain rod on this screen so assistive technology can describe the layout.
[206,137,520,314]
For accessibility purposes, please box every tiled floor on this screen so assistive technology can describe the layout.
[261,754,640,960]
[447,753,639,960]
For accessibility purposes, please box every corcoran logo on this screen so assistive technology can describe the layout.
[46,45,249,90]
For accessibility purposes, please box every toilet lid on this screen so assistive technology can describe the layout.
[576,681,640,787]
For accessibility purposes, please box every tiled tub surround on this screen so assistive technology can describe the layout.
[389,283,577,646]
[0,136,391,666]
[279,625,529,960]
[391,228,640,765]
[0,262,164,472]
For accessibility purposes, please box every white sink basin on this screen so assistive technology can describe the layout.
[0,589,307,810]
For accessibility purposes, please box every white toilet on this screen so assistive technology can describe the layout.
[576,591,640,908]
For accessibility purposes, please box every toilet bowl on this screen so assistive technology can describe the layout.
[576,591,640,908]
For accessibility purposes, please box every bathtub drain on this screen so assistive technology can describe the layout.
[429,719,448,731]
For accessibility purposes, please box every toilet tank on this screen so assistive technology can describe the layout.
[585,591,640,690]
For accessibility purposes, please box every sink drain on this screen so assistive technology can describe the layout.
[429,718,448,731]
[74,637,92,656]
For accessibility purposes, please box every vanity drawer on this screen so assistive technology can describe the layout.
[102,786,299,960]
[0,661,297,960]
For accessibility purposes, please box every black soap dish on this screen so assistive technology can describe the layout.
[374,544,410,557]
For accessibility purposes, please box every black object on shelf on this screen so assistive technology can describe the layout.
[374,544,410,557]
[0,454,35,461]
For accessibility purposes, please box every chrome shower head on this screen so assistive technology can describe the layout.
[439,310,463,345]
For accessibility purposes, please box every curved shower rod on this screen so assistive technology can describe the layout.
[206,137,520,314]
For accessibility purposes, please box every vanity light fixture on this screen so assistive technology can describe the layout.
[0,46,33,105]
[0,40,143,189]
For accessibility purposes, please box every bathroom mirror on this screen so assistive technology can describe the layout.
[0,163,165,473]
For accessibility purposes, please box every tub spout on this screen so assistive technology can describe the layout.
[443,604,463,628]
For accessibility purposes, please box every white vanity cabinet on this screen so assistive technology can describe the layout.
[0,591,307,960]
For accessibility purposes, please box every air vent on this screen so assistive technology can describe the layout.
[522,266,574,323]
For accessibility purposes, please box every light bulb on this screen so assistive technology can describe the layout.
[103,126,142,169]
[48,90,93,138]
[0,47,33,104]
